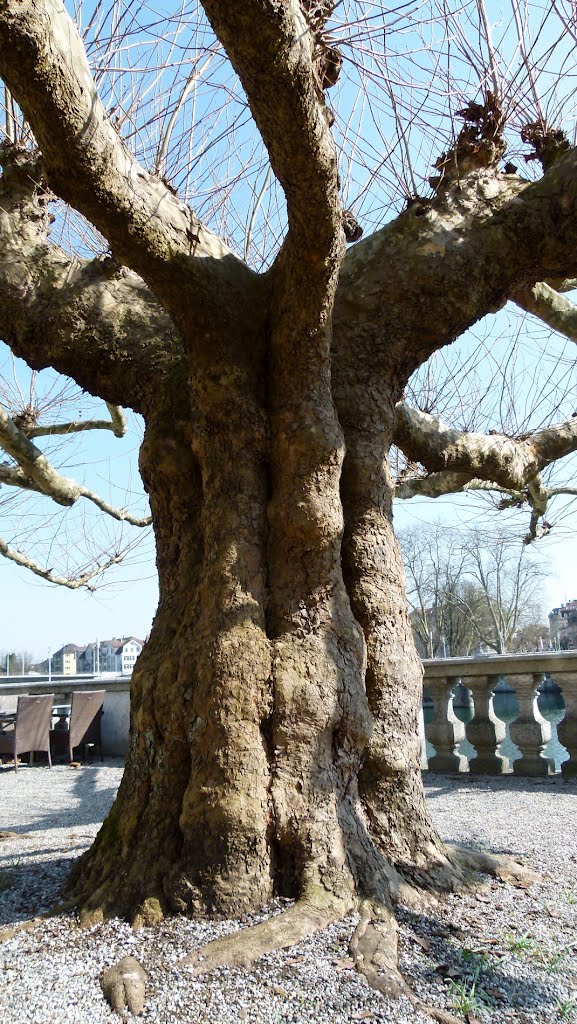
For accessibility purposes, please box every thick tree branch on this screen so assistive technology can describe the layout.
[395,470,473,500]
[201,1,341,257]
[0,146,185,407]
[513,282,577,343]
[0,0,235,294]
[395,471,552,542]
[394,401,577,492]
[0,464,35,491]
[334,152,577,383]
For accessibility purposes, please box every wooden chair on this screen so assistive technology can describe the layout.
[0,694,54,771]
[51,690,105,762]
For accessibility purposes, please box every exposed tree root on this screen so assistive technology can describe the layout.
[1,845,538,1023]
[178,880,465,1024]
[179,888,466,1024]
[176,837,538,1022]
[0,901,71,943]
[393,840,539,904]
[0,918,42,943]
[180,889,353,973]
[450,843,540,887]
[350,899,464,1024]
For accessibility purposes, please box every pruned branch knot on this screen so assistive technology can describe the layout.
[430,91,506,192]
[520,122,570,172]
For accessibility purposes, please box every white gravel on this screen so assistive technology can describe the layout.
[1,763,576,1024]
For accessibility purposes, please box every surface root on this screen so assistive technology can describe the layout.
[350,900,463,1024]
[452,843,540,886]
[180,890,352,974]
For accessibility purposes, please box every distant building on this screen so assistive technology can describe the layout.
[51,643,79,675]
[548,600,577,650]
[42,636,144,676]
[96,637,144,675]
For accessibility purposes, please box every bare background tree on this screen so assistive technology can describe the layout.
[0,648,35,675]
[0,0,577,1015]
[399,523,550,656]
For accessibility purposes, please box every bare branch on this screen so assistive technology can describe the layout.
[0,0,249,323]
[394,401,577,492]
[105,404,127,439]
[0,402,80,506]
[396,466,577,545]
[0,406,151,527]
[547,486,577,498]
[334,148,577,389]
[27,404,127,439]
[74,489,152,528]
[0,461,151,527]
[0,534,124,590]
[155,52,218,176]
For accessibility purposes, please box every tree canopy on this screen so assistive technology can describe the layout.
[1,0,577,584]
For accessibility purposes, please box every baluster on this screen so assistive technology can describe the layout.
[419,703,428,769]
[449,680,475,771]
[465,674,501,774]
[558,670,577,779]
[424,676,460,772]
[508,673,549,776]
[537,673,567,774]
[491,674,521,773]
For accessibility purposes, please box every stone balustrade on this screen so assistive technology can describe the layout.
[422,651,577,776]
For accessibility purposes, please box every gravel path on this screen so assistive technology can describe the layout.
[1,762,576,1024]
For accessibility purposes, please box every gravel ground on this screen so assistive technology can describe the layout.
[1,762,576,1024]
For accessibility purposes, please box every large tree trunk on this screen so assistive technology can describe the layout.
[67,353,446,926]
[69,367,276,918]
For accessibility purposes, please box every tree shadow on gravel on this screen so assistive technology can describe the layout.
[0,763,124,927]
[397,904,574,1019]
[0,856,74,926]
[0,760,123,834]
[424,773,576,799]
